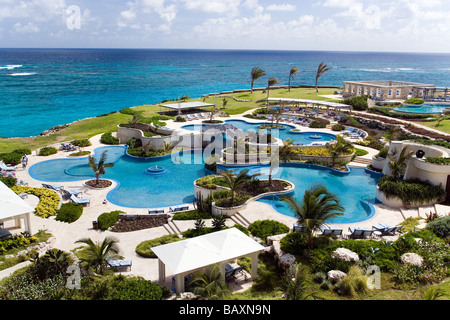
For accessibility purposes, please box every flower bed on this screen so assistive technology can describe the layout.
[12,186,60,218]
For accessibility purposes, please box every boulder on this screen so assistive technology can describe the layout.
[278,253,296,270]
[401,253,424,266]
[327,270,347,283]
[331,247,360,262]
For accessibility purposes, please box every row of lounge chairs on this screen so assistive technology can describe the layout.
[60,142,78,151]
[0,161,16,172]
[342,127,366,139]
[186,113,209,121]
[42,183,90,206]
[148,205,190,214]
[424,95,450,102]
[293,222,403,239]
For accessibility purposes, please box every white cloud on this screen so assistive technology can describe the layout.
[13,22,40,33]
[266,4,296,12]
[182,0,241,15]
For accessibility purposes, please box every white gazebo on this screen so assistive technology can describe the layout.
[0,181,33,235]
[151,227,264,293]
[159,101,215,115]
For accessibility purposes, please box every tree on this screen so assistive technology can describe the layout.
[315,62,331,92]
[219,169,257,206]
[75,236,123,274]
[189,265,229,299]
[388,146,413,180]
[88,150,114,186]
[288,66,299,92]
[327,135,354,167]
[266,77,279,108]
[281,186,344,248]
[383,125,401,143]
[283,263,320,300]
[250,66,266,93]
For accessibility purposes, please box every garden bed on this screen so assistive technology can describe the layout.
[85,179,112,188]
[111,214,169,232]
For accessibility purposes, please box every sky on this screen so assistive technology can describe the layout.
[0,0,449,53]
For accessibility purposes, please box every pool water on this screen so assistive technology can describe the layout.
[225,164,380,224]
[29,146,381,223]
[182,119,336,145]
[393,104,450,114]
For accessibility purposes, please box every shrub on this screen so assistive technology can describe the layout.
[342,96,368,111]
[100,132,120,145]
[331,124,345,131]
[425,157,450,165]
[309,120,327,128]
[0,149,32,166]
[97,210,124,230]
[334,266,368,297]
[71,138,92,147]
[280,232,308,255]
[109,277,168,300]
[248,219,289,241]
[172,210,212,220]
[56,203,83,223]
[426,215,450,238]
[12,186,60,218]
[38,146,58,156]
[403,98,424,105]
[135,234,181,258]
[175,115,186,122]
[0,176,17,188]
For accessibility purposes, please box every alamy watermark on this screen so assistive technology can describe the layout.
[66,5,81,30]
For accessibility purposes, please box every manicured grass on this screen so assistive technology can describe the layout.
[0,87,340,153]
[414,119,450,134]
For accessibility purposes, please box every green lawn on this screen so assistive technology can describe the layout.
[414,119,450,134]
[0,87,340,153]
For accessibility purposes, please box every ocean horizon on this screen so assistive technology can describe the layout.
[1,48,450,138]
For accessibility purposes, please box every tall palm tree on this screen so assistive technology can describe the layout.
[88,150,114,186]
[288,66,299,92]
[282,186,344,248]
[266,77,279,108]
[190,265,229,299]
[219,169,257,206]
[388,146,413,180]
[327,135,354,167]
[75,236,123,274]
[315,62,331,92]
[250,66,266,93]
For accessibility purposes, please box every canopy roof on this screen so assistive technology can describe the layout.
[267,97,351,109]
[0,181,33,220]
[159,101,215,110]
[151,227,264,275]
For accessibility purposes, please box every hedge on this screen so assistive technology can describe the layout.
[38,146,58,156]
[12,186,60,218]
[100,132,120,145]
[56,203,83,223]
[247,219,289,241]
[97,210,124,230]
[427,215,450,238]
[135,234,181,258]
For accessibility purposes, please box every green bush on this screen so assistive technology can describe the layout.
[109,277,168,300]
[175,116,186,122]
[248,219,289,241]
[12,186,60,218]
[280,232,308,255]
[71,138,92,147]
[331,124,345,131]
[135,234,181,258]
[56,203,83,223]
[425,157,450,165]
[0,176,17,188]
[100,132,120,145]
[309,120,327,128]
[172,210,212,220]
[427,215,450,238]
[342,96,368,111]
[403,98,424,105]
[97,210,124,230]
[38,146,58,156]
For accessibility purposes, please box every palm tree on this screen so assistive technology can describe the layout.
[88,150,114,186]
[388,146,413,180]
[250,66,266,93]
[75,236,123,274]
[266,77,279,108]
[282,186,344,248]
[288,66,299,92]
[190,265,229,299]
[219,169,257,206]
[383,125,401,143]
[283,263,320,300]
[315,62,331,92]
[327,135,354,167]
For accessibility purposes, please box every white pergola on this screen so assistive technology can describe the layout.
[159,101,215,115]
[267,97,352,111]
[0,181,33,235]
[151,227,264,294]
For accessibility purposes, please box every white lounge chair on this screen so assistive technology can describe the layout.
[0,161,16,171]
[106,256,132,272]
[186,114,194,121]
[71,194,90,206]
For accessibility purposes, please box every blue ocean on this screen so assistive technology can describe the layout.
[1,48,450,138]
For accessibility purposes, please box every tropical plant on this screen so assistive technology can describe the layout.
[383,125,401,142]
[288,66,299,91]
[266,77,279,107]
[281,186,344,248]
[189,265,229,299]
[250,66,266,93]
[212,214,227,230]
[218,169,256,206]
[283,263,320,300]
[29,249,70,281]
[75,236,123,274]
[88,150,114,185]
[327,135,354,166]
[388,146,413,180]
[315,62,331,92]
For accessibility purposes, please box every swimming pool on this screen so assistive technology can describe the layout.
[29,145,381,223]
[393,104,450,114]
[182,119,336,145]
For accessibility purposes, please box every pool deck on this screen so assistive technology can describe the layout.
[2,113,445,284]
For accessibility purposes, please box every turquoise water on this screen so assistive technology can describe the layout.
[29,146,380,223]
[393,104,450,114]
[182,119,336,145]
[2,49,450,137]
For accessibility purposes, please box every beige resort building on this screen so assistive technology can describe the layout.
[343,80,436,100]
